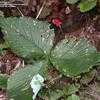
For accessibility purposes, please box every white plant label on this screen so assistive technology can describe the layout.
[30,74,44,100]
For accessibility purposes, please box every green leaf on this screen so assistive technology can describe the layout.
[50,38,100,77]
[80,70,96,84]
[64,84,80,95]
[66,0,79,4]
[67,94,80,100]
[79,0,97,12]
[7,61,47,100]
[39,89,65,100]
[49,89,64,100]
[0,43,9,55]
[0,17,54,59]
[0,74,8,89]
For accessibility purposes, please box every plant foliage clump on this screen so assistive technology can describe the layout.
[0,17,100,100]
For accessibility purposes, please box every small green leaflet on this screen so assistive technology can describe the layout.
[67,94,80,100]
[79,0,97,12]
[65,84,80,95]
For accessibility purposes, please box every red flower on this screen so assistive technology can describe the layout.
[52,18,62,27]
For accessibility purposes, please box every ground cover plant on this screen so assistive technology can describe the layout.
[0,0,100,100]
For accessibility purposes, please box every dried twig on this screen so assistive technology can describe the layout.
[16,7,24,17]
[36,0,46,19]
[0,1,27,7]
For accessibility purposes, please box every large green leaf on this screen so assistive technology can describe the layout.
[50,38,100,77]
[0,17,54,59]
[66,0,79,4]
[79,0,97,12]
[7,61,47,100]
